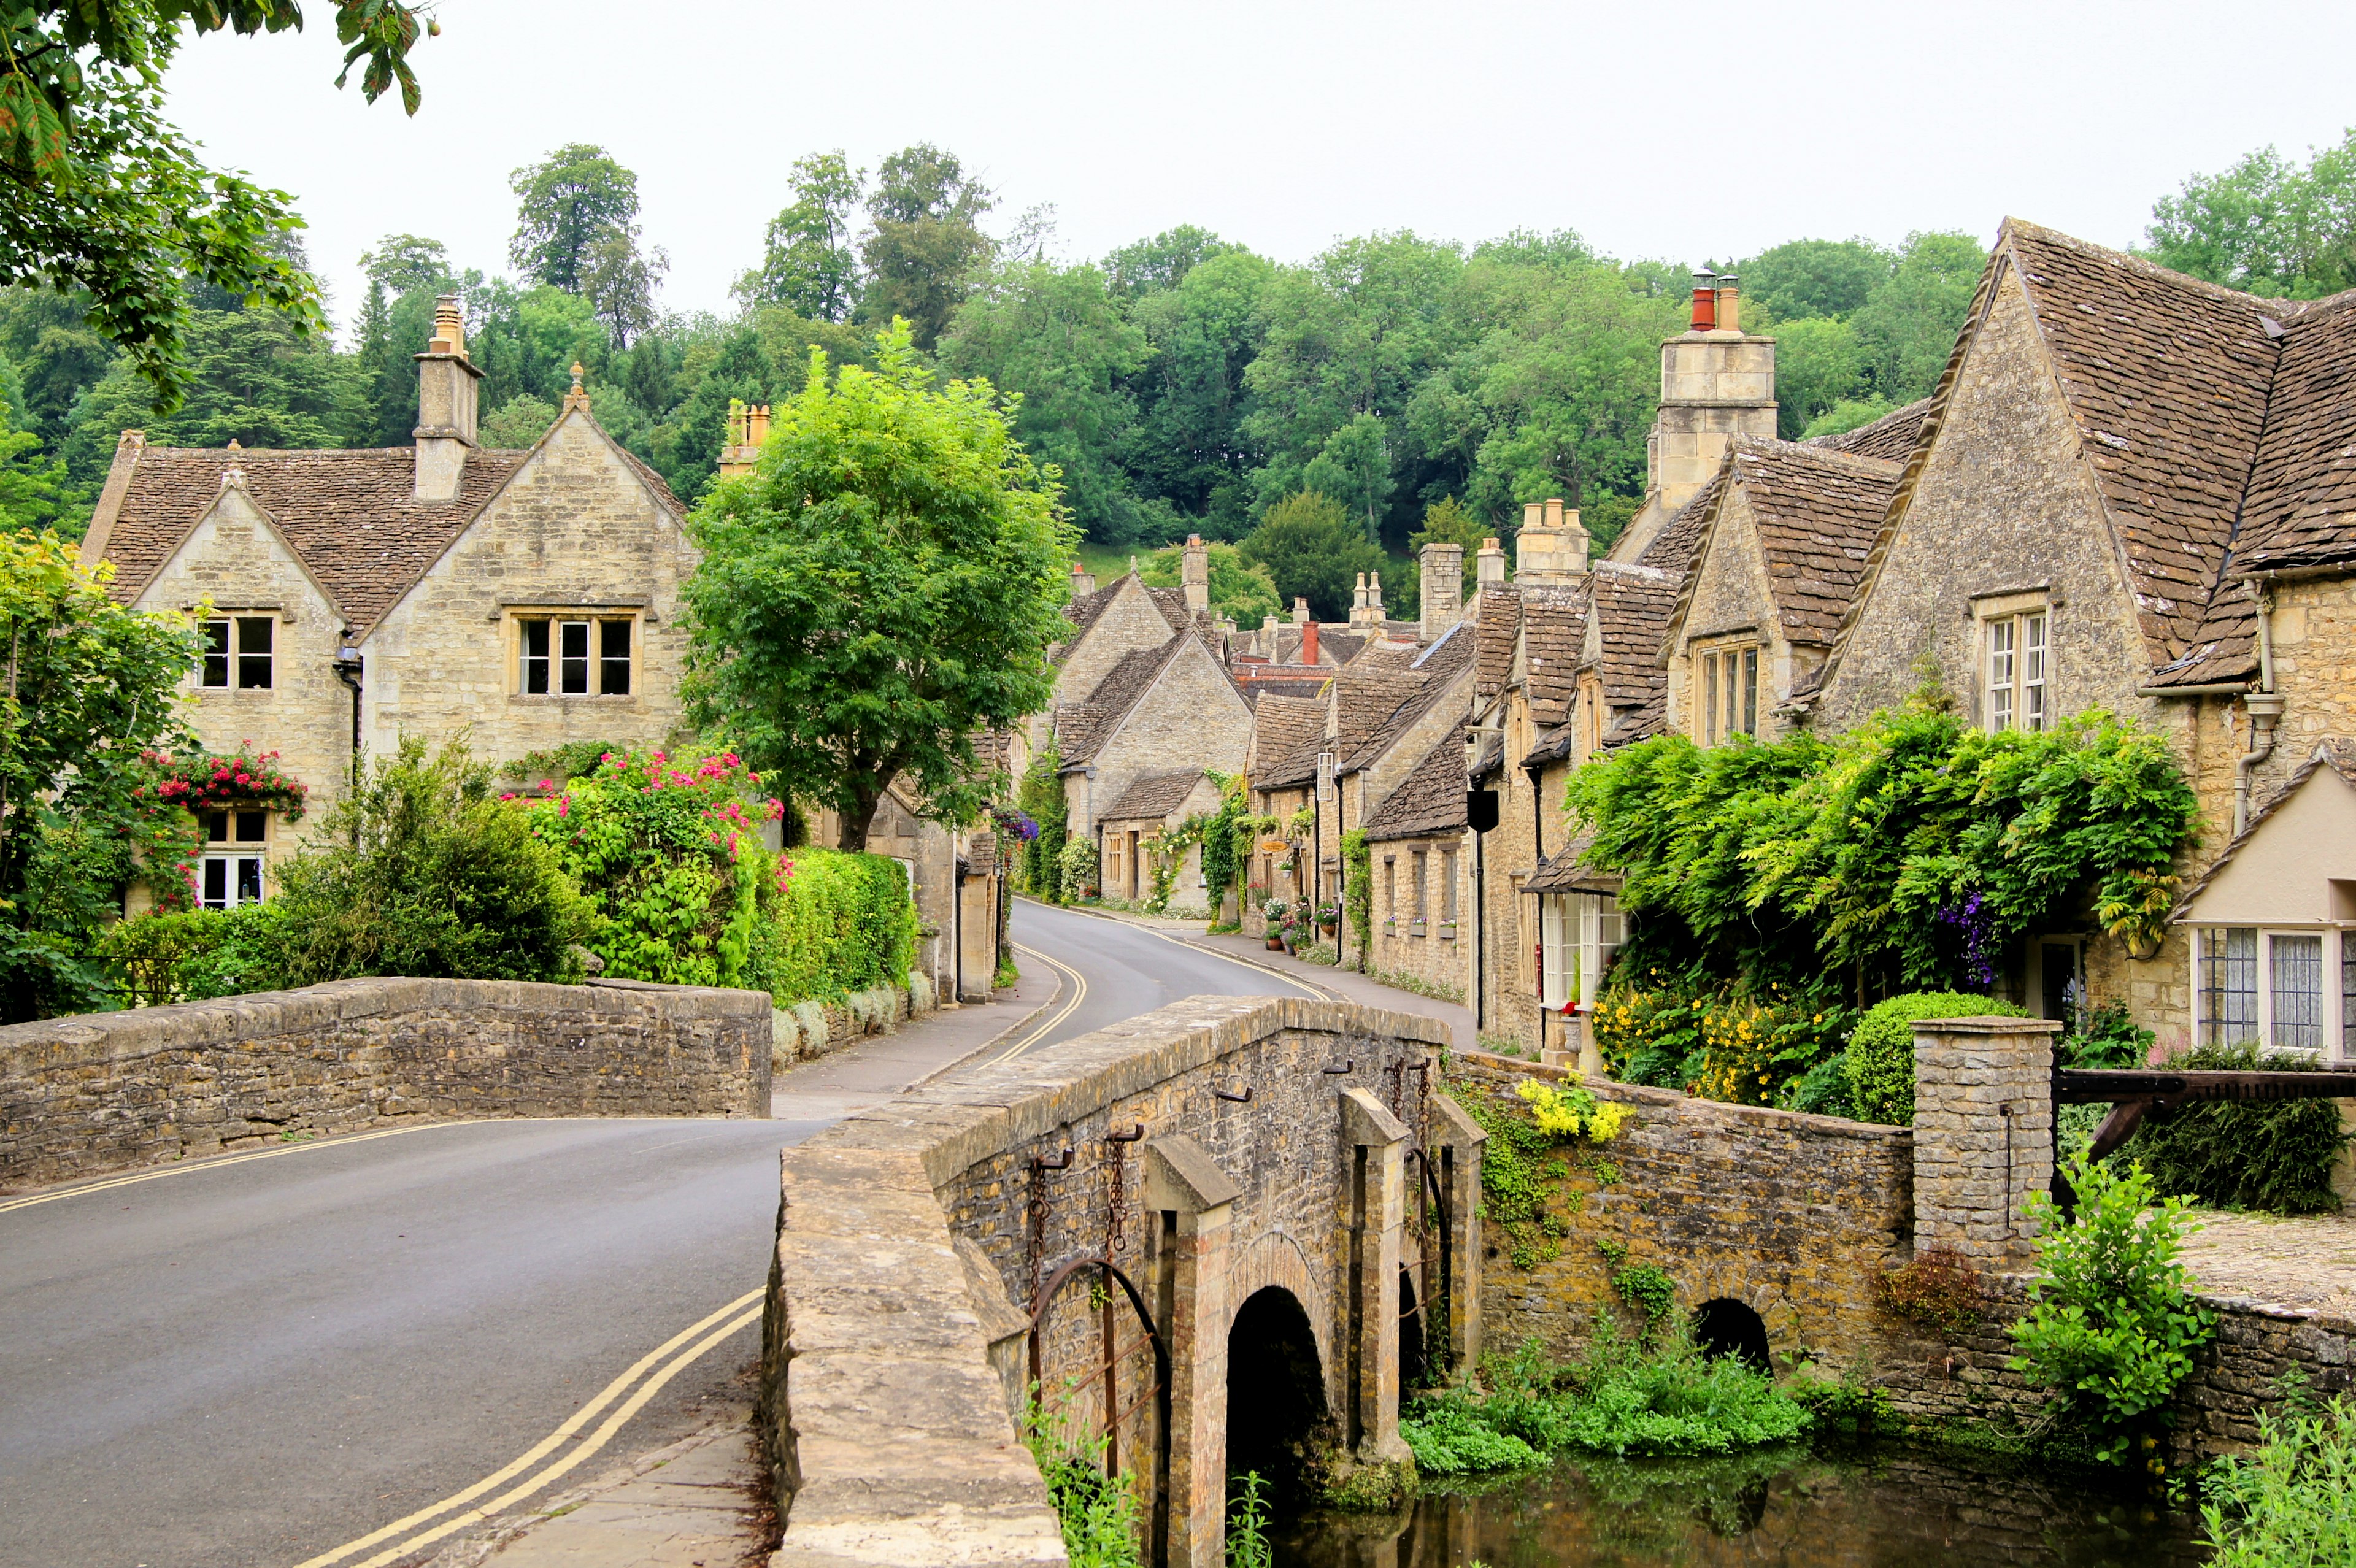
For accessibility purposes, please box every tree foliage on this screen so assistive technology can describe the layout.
[858,143,994,350]
[509,144,642,294]
[1238,491,1384,621]
[683,325,1073,849]
[1565,705,2201,999]
[2147,129,2356,298]
[744,150,865,323]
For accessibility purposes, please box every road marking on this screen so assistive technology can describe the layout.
[988,942,1087,1065]
[1033,899,1342,1002]
[0,1121,483,1217]
[293,1290,764,1568]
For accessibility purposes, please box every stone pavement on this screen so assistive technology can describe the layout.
[1054,902,1477,1050]
[2181,1207,2356,1321]
[770,976,1059,1121]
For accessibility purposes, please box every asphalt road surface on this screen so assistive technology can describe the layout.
[1,903,1310,1568]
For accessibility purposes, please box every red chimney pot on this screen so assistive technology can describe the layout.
[1690,286,1717,332]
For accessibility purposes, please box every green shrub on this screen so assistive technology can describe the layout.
[2118,1041,2352,1214]
[2011,1155,2217,1467]
[523,750,768,988]
[1022,1389,1142,1568]
[96,909,230,1006]
[1398,1396,1543,1475]
[191,738,595,991]
[1058,839,1098,902]
[2200,1392,2356,1565]
[1844,991,2022,1125]
[1556,1313,1810,1458]
[2061,996,2154,1069]
[751,848,919,1004]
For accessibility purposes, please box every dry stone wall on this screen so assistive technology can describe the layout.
[0,975,770,1189]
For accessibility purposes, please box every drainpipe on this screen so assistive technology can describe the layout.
[1527,761,1546,1057]
[331,640,363,790]
[2233,581,2282,837]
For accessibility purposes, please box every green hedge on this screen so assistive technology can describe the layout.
[1845,991,2022,1124]
[751,848,920,1005]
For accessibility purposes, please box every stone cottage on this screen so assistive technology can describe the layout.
[1054,630,1253,866]
[1807,219,2356,1052]
[84,298,693,904]
[1096,770,1226,913]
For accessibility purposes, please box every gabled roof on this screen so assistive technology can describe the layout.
[1250,693,1329,790]
[1665,438,1904,652]
[1055,575,1194,663]
[1362,729,1470,843]
[2174,739,2356,911]
[1522,584,1586,724]
[1340,620,1476,775]
[1805,398,1933,464]
[1057,634,1199,767]
[1589,563,1678,710]
[96,444,530,630]
[1344,637,1422,674]
[1100,769,1214,823]
[1475,584,1520,698]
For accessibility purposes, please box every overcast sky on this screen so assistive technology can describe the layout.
[161,0,2356,336]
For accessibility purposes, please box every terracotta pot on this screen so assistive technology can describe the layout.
[1266,937,1284,951]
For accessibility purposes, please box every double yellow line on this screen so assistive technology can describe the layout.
[293,1290,766,1568]
[990,943,1088,1065]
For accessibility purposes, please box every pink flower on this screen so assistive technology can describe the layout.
[539,779,554,792]
[234,773,250,786]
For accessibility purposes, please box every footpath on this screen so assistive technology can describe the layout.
[423,978,1061,1568]
[1039,899,1477,1051]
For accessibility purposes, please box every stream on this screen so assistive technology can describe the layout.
[1273,1444,2209,1567]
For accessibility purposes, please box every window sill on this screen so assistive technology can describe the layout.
[511,694,640,703]
[1439,924,1457,940]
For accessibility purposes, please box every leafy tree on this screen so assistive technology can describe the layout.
[0,0,430,406]
[580,228,669,347]
[1738,239,1892,321]
[63,307,372,481]
[1409,496,1489,597]
[2146,129,2356,298]
[0,367,78,535]
[1802,397,1896,440]
[1238,491,1385,621]
[479,394,556,449]
[939,259,1155,545]
[1124,247,1274,536]
[1769,315,1869,437]
[0,532,203,1020]
[359,234,452,296]
[509,144,644,294]
[744,150,865,322]
[1107,225,1234,296]
[682,325,1072,850]
[858,144,995,350]
[1137,539,1280,626]
[0,288,110,446]
[1850,231,1987,405]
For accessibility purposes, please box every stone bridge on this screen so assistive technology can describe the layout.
[759,995,1476,1568]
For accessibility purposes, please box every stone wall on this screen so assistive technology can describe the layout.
[1910,1017,2058,1271]
[1368,832,1471,999]
[0,975,770,1189]
[761,996,1467,1568]
[1449,1050,1914,1367]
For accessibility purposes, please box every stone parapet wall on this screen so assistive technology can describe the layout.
[1449,1051,1914,1368]
[763,995,1460,1568]
[1911,1017,2060,1270]
[0,975,771,1189]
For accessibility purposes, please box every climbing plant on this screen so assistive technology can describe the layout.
[1566,704,2200,998]
[1341,828,1372,970]
[1452,1076,1626,1269]
[1058,837,1099,902]
[1015,748,1067,901]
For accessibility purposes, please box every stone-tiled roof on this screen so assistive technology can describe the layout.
[1805,398,1933,464]
[1249,694,1327,790]
[1341,621,1476,775]
[1590,563,1677,710]
[1521,585,1586,724]
[1524,836,1620,894]
[1344,637,1421,674]
[1684,439,1903,648]
[2176,739,2356,909]
[1639,469,1722,579]
[1099,769,1212,823]
[1056,575,1195,663]
[1362,730,1470,843]
[1475,584,1520,698]
[1058,635,1192,767]
[96,444,532,629]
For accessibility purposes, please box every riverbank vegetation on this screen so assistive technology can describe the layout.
[2198,1386,2356,1565]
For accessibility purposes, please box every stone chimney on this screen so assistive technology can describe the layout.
[1361,572,1386,626]
[1515,499,1590,584]
[1292,596,1311,625]
[1420,541,1463,642]
[414,294,482,504]
[1182,533,1210,613]
[1259,612,1281,653]
[1476,536,1508,589]
[1712,274,1741,334]
[719,400,772,479]
[1071,561,1097,596]
[1625,267,1776,553]
[1301,619,1320,667]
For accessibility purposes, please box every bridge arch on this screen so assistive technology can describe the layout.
[1692,1297,1772,1368]
[1225,1285,1331,1506]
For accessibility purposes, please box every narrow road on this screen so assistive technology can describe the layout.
[0,903,1311,1568]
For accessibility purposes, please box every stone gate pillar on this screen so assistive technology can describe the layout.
[1425,1094,1487,1375]
[1911,1015,2061,1270]
[1339,1089,1412,1464]
[1144,1135,1239,1568]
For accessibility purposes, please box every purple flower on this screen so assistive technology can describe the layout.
[1936,891,1995,989]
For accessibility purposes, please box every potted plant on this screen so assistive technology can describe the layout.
[1261,898,1289,950]
[1315,901,1340,936]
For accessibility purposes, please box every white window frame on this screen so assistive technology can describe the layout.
[2193,924,2351,1060]
[1540,893,1571,1008]
[513,610,637,698]
[1575,892,1625,1010]
[1981,601,2050,734]
[1694,642,1759,745]
[198,616,274,690]
[199,808,270,909]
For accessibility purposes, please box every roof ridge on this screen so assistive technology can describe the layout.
[2001,215,2296,313]
[1730,434,1903,477]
